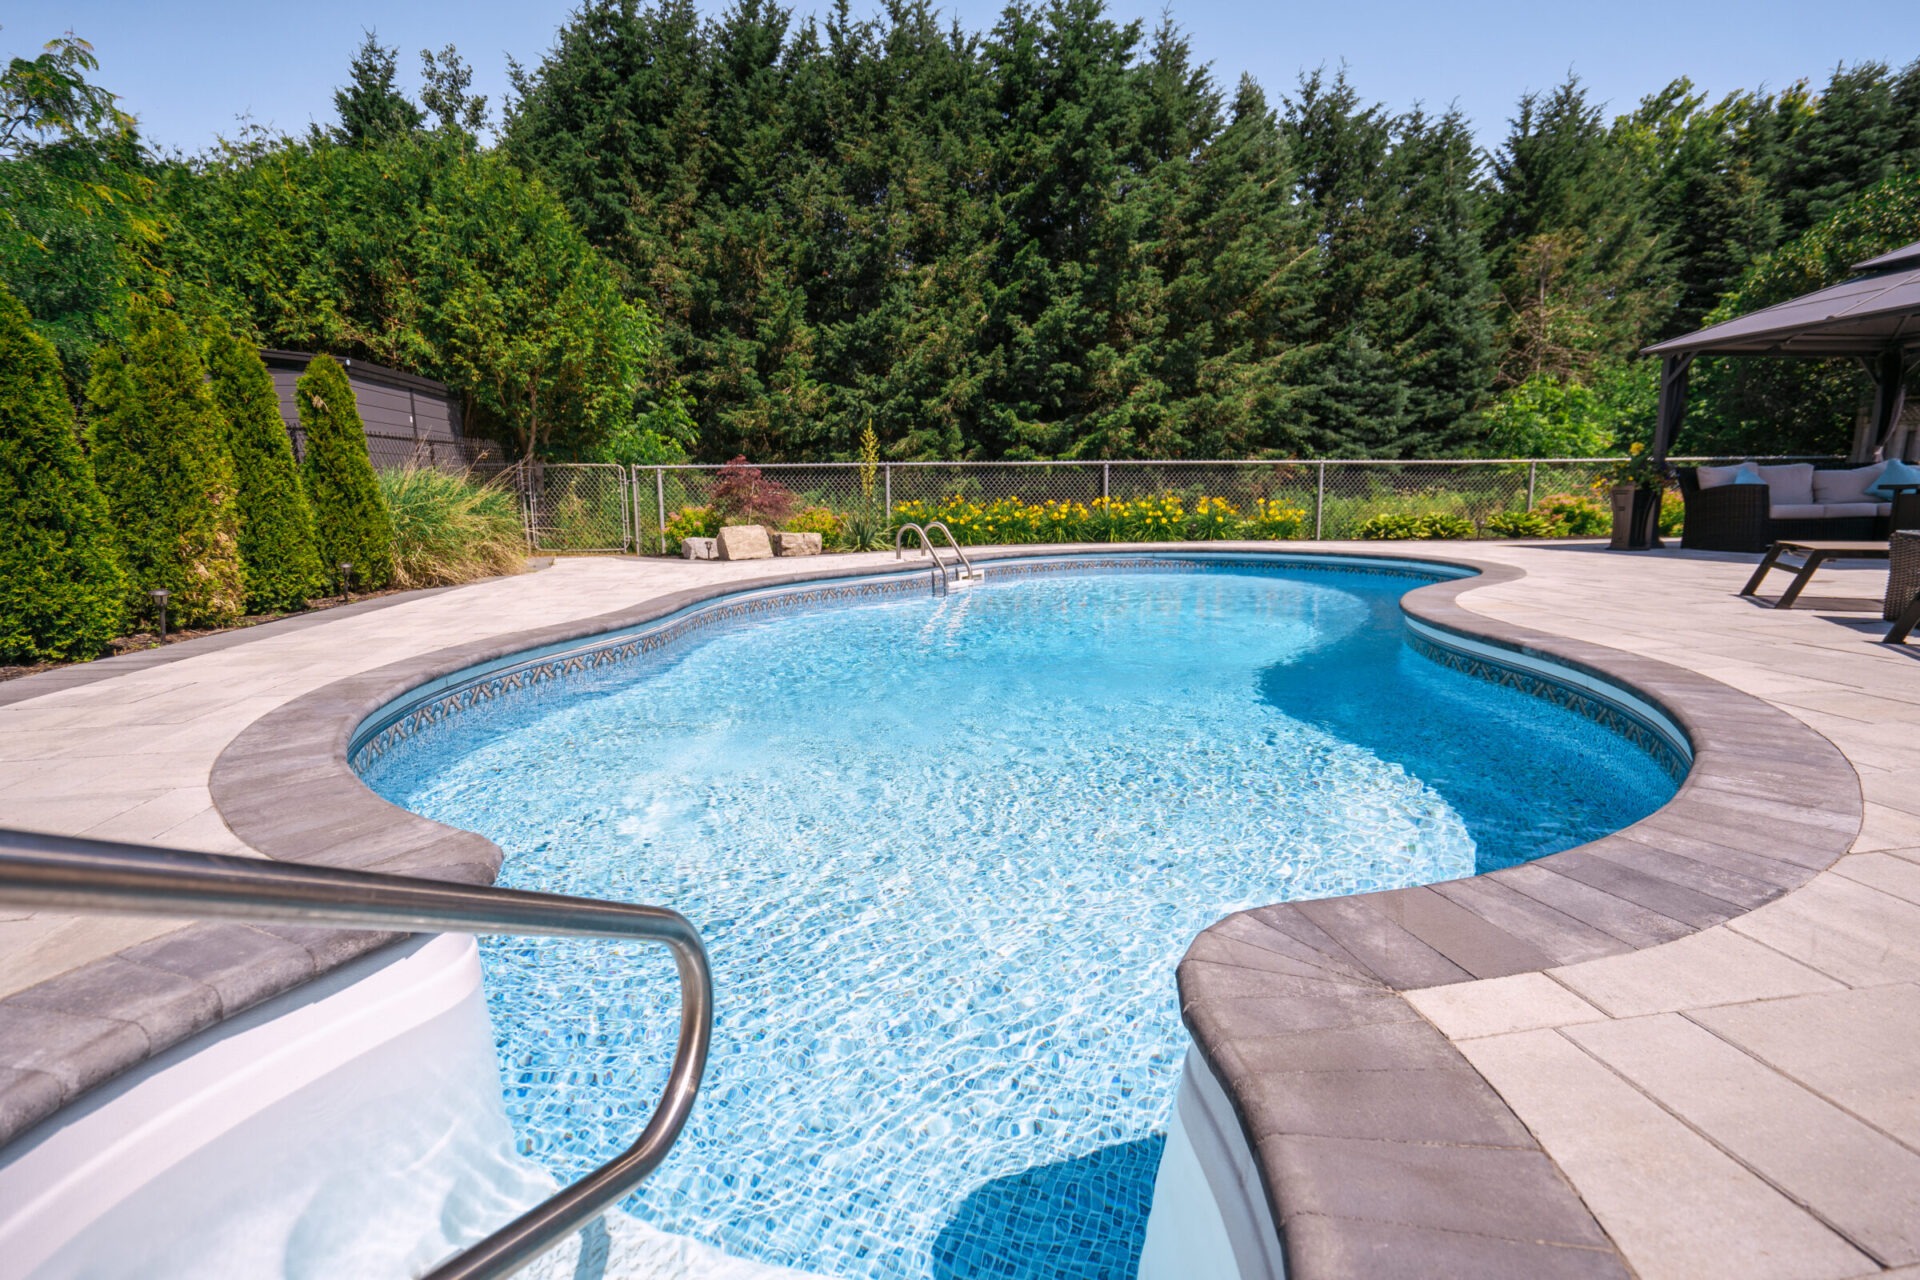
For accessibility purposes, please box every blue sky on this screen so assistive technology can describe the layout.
[5,0,1915,154]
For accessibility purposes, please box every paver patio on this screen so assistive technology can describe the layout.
[1,540,1916,1277]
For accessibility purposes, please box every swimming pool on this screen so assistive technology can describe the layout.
[361,556,1679,1279]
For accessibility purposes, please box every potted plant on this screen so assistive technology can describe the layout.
[1605,443,1669,551]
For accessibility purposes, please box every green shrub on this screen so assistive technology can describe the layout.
[86,304,246,628]
[1534,492,1610,536]
[1483,510,1557,538]
[377,466,526,588]
[0,287,124,662]
[203,325,322,611]
[662,504,720,554]
[1357,512,1476,540]
[297,354,394,590]
[785,506,846,539]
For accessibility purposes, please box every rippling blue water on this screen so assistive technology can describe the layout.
[364,561,1676,1279]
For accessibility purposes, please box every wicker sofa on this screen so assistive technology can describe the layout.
[1676,461,1909,553]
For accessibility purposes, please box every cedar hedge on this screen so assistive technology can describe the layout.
[0,286,125,662]
[204,324,323,611]
[84,304,246,629]
[297,354,394,591]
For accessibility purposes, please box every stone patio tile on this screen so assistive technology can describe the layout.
[76,787,217,842]
[0,915,187,1000]
[1404,972,1607,1040]
[1692,985,1920,1150]
[0,791,167,834]
[1568,1013,1920,1266]
[1853,802,1920,853]
[1548,925,1843,1017]
[1459,1028,1875,1280]
[1726,874,1920,987]
[1830,852,1920,905]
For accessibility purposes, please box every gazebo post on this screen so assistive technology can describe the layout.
[1651,354,1693,462]
[1857,347,1911,462]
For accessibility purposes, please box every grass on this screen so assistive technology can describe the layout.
[377,465,528,588]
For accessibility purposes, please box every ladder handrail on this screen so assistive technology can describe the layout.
[0,827,712,1280]
[893,521,951,595]
[921,522,979,582]
[893,522,978,596]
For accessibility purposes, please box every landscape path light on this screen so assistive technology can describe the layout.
[149,588,170,644]
[338,562,353,603]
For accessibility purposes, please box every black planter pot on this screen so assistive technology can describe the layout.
[1608,484,1664,551]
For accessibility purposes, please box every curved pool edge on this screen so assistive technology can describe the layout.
[1170,557,1862,1280]
[0,544,1864,1279]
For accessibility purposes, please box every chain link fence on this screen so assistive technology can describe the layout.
[522,462,633,553]
[506,456,1837,554]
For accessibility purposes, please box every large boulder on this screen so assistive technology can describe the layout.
[771,531,823,557]
[680,536,718,561]
[716,524,774,560]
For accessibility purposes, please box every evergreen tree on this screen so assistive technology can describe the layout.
[333,32,425,144]
[1776,60,1920,235]
[203,323,322,611]
[296,354,394,590]
[1368,108,1498,454]
[1485,76,1668,382]
[0,285,123,661]
[1299,328,1410,457]
[85,305,245,627]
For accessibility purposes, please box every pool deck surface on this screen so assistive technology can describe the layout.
[2,540,1918,1278]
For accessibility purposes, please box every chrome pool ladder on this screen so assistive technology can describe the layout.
[894,521,982,596]
[0,826,712,1280]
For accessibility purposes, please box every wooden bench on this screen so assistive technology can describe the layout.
[1739,540,1890,610]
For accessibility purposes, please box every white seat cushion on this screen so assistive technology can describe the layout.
[1815,503,1883,519]
[1769,503,1828,520]
[1755,463,1816,505]
[1698,462,1759,489]
[1811,463,1887,505]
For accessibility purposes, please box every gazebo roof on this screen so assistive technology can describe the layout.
[1643,239,1920,359]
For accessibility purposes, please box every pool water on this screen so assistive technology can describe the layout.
[364,562,1677,1279]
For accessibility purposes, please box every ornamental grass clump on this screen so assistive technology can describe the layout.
[377,465,526,588]
[85,304,246,628]
[203,324,323,611]
[0,287,124,662]
[298,354,394,591]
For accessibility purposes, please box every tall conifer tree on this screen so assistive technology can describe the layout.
[297,354,394,590]
[0,286,123,661]
[203,324,323,611]
[85,305,245,628]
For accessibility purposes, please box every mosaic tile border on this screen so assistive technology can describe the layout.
[349,551,1657,790]
[1404,629,1691,784]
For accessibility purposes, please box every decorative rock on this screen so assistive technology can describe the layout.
[715,525,774,561]
[771,531,823,557]
[681,536,718,561]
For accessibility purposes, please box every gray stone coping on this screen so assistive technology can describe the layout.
[1177,560,1861,1280]
[0,545,1861,1278]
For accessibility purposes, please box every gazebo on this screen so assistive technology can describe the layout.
[1643,239,1920,463]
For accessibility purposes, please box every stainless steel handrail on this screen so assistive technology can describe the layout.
[0,827,713,1280]
[922,522,979,583]
[893,521,951,595]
